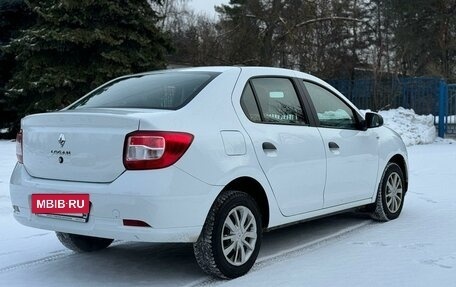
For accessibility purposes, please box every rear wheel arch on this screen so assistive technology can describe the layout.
[194,190,262,278]
[221,177,270,229]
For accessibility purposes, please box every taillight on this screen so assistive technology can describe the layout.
[123,131,194,170]
[16,129,23,163]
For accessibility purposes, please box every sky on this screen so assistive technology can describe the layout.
[188,0,229,18]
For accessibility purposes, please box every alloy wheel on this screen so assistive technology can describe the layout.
[385,172,403,213]
[221,206,257,266]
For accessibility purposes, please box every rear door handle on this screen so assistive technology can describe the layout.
[328,142,339,149]
[262,142,277,151]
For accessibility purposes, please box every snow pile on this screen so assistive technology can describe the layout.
[362,107,437,146]
[317,107,437,146]
[318,109,351,120]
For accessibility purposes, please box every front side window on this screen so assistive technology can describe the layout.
[248,78,307,125]
[304,81,357,129]
[68,72,219,110]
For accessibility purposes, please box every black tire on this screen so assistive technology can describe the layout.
[56,232,113,252]
[370,162,406,221]
[193,190,262,279]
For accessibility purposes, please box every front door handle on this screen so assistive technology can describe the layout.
[262,142,277,151]
[328,142,339,149]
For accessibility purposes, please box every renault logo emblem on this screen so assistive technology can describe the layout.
[58,134,66,147]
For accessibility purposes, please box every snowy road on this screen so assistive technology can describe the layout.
[1,140,455,286]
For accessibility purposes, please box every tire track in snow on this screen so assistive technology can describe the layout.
[0,220,372,282]
[0,250,71,274]
[0,240,125,274]
[0,232,49,242]
[186,220,373,287]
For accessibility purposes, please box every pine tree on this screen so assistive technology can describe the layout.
[215,0,373,75]
[215,0,264,65]
[386,0,456,80]
[0,0,35,136]
[5,0,172,120]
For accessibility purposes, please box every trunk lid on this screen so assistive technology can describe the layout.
[21,109,151,183]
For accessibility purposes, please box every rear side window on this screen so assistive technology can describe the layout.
[68,72,219,110]
[240,83,261,122]
[243,78,307,125]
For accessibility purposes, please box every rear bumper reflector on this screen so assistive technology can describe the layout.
[122,219,151,227]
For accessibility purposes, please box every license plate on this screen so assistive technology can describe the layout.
[32,194,90,222]
[35,212,90,223]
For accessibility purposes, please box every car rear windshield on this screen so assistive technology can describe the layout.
[68,71,219,110]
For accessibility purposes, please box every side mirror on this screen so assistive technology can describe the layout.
[365,112,384,129]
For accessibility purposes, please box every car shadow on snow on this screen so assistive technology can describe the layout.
[12,213,371,286]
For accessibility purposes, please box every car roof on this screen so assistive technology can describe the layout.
[125,66,335,95]
[160,66,342,100]
[135,66,339,96]
[176,66,300,75]
[172,66,241,73]
[176,66,320,82]
[138,66,316,81]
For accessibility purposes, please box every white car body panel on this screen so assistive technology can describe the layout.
[10,66,408,242]
[240,123,327,216]
[10,162,219,242]
[318,128,379,207]
[22,110,139,182]
[230,69,327,216]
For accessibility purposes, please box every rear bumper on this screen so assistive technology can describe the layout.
[10,163,221,243]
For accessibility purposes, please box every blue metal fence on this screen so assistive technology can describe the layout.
[327,77,441,114]
[445,84,456,135]
[327,77,454,137]
[448,84,456,121]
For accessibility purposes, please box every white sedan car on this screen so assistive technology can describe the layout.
[10,66,408,278]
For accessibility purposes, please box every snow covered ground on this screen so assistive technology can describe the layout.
[1,109,455,286]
